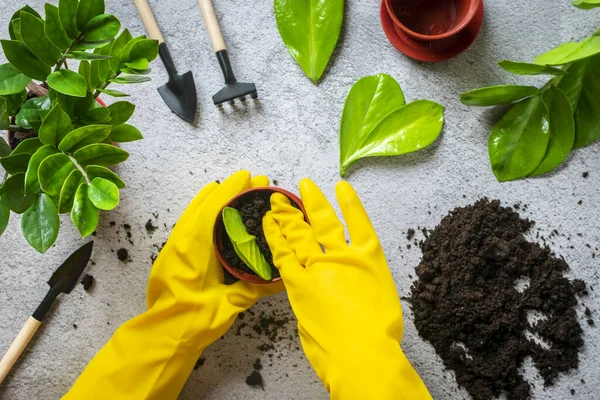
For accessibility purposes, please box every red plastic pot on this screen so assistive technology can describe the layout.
[214,186,308,284]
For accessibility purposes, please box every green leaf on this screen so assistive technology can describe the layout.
[0,40,50,81]
[530,87,575,176]
[9,6,41,40]
[73,143,129,167]
[127,39,159,63]
[44,4,72,51]
[109,75,151,84]
[67,51,113,60]
[12,137,42,155]
[71,183,99,237]
[58,125,112,152]
[119,67,151,76]
[1,153,31,174]
[489,96,550,182]
[76,0,105,31]
[109,29,133,72]
[86,165,125,188]
[341,100,445,177]
[109,124,143,142]
[572,0,600,10]
[87,177,118,210]
[58,169,83,213]
[119,36,145,63]
[47,70,88,97]
[535,36,600,66]
[15,96,52,130]
[11,18,23,42]
[20,11,62,67]
[0,98,9,130]
[80,107,111,124]
[83,14,120,43]
[461,85,539,107]
[556,61,586,110]
[71,92,94,118]
[22,193,60,253]
[74,39,112,50]
[96,88,129,97]
[124,58,149,70]
[106,101,135,125]
[59,0,80,39]
[0,173,35,213]
[24,144,60,194]
[38,153,74,196]
[0,63,31,95]
[340,74,406,175]
[0,138,11,157]
[222,207,272,280]
[497,60,566,76]
[79,60,92,92]
[274,0,343,83]
[93,40,114,83]
[572,55,600,148]
[38,105,73,145]
[3,90,27,116]
[0,200,9,236]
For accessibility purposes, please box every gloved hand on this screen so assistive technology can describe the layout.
[64,171,284,400]
[263,179,431,400]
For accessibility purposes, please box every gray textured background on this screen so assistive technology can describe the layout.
[1,0,599,399]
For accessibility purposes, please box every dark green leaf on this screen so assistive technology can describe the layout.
[76,0,105,31]
[535,36,600,65]
[572,0,600,9]
[128,39,158,63]
[80,107,110,124]
[94,40,114,83]
[3,90,27,115]
[109,124,143,142]
[22,193,60,253]
[15,96,52,130]
[274,0,343,83]
[58,169,83,213]
[107,101,135,125]
[73,143,129,167]
[1,153,30,174]
[9,6,41,39]
[489,96,550,181]
[461,85,540,107]
[71,183,99,237]
[0,40,50,81]
[0,98,9,130]
[124,58,148,70]
[83,14,120,43]
[109,29,133,72]
[47,70,88,97]
[38,153,74,195]
[531,87,575,176]
[24,144,60,194]
[67,51,113,60]
[44,4,72,51]
[87,177,118,210]
[96,88,129,97]
[109,75,151,84]
[498,60,565,76]
[86,165,125,188]
[59,0,80,39]
[74,39,112,50]
[119,36,145,63]
[0,63,31,95]
[79,60,92,92]
[58,125,112,152]
[11,18,23,41]
[573,55,600,148]
[12,137,42,155]
[0,199,9,235]
[0,138,11,157]
[38,104,73,145]
[556,61,586,110]
[20,11,62,66]
[71,92,94,118]
[0,173,35,213]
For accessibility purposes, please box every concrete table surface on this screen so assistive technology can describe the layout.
[1,0,599,399]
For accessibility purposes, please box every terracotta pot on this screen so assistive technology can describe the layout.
[214,186,308,284]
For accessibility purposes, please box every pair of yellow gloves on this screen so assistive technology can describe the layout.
[63,171,431,400]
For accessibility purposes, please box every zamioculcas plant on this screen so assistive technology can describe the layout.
[0,0,158,252]
[460,25,600,181]
[274,0,344,84]
[340,73,445,177]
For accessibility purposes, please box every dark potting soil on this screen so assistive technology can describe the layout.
[410,198,586,400]
[245,370,264,388]
[80,274,95,291]
[221,191,282,279]
[117,248,129,261]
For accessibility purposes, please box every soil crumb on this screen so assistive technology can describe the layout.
[245,370,264,388]
[411,198,585,400]
[117,248,129,262]
[80,274,94,291]
[193,357,206,370]
[145,219,158,233]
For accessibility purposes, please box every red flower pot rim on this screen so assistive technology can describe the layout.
[384,0,482,41]
[214,186,308,285]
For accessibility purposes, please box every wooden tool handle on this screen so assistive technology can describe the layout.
[0,317,41,384]
[133,0,165,43]
[198,0,227,52]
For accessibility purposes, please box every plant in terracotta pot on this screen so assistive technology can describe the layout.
[0,0,158,252]
[214,187,308,284]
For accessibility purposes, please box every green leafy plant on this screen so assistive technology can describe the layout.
[274,0,344,84]
[340,73,445,177]
[572,0,600,10]
[222,207,272,281]
[0,0,158,252]
[461,27,600,182]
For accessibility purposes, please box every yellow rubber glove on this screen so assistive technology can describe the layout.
[263,179,431,400]
[64,171,284,400]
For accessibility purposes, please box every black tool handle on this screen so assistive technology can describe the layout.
[159,42,178,80]
[32,285,62,321]
[216,50,237,84]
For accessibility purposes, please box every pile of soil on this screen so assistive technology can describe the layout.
[410,199,587,400]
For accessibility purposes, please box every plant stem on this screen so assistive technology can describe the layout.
[54,34,84,72]
[8,125,21,131]
[93,72,121,99]
[67,154,91,185]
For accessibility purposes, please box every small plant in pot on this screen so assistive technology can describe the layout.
[214,187,308,284]
[0,0,158,252]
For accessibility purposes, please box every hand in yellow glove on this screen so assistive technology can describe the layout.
[64,171,284,400]
[263,179,431,400]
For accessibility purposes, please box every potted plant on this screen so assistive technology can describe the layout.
[214,187,308,284]
[0,0,158,252]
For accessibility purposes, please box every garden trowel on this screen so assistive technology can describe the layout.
[0,241,94,384]
[134,0,197,122]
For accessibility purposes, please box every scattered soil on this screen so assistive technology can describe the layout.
[245,370,264,388]
[193,357,206,370]
[80,274,95,291]
[145,219,158,233]
[410,198,586,400]
[582,172,589,178]
[117,248,129,262]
